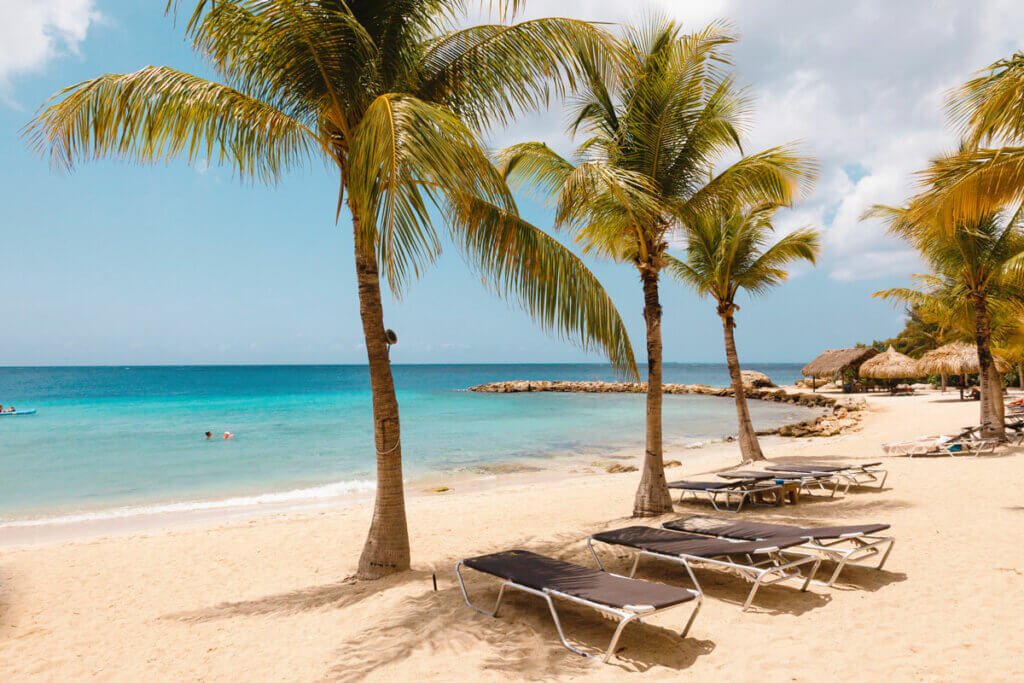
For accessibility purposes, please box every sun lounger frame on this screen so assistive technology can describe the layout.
[912,438,999,457]
[671,479,783,513]
[455,560,702,663]
[587,534,821,611]
[766,463,889,490]
[663,519,895,587]
[718,470,847,498]
[794,532,896,586]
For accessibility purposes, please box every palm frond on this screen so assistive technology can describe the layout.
[947,52,1024,146]
[25,66,317,181]
[677,144,818,224]
[448,193,638,379]
[497,142,575,204]
[914,146,1024,223]
[414,17,623,130]
[346,92,514,294]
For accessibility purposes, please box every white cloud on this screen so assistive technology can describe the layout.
[0,0,99,105]
[486,0,1024,281]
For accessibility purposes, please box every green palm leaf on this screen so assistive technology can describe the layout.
[25,66,317,181]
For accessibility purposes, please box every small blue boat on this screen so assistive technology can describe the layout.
[0,409,36,416]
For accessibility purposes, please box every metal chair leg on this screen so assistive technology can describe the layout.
[455,562,507,617]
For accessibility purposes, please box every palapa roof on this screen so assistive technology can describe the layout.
[802,347,880,378]
[916,342,1011,375]
[859,346,922,379]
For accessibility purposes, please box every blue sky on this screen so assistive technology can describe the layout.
[1,1,1019,366]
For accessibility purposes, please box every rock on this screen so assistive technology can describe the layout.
[741,370,776,388]
[425,486,450,493]
[606,463,638,473]
[664,460,681,468]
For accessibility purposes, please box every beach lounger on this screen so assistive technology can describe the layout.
[663,515,895,587]
[667,479,782,512]
[718,469,845,497]
[456,549,702,662]
[587,526,820,611]
[885,424,1000,457]
[1005,420,1024,446]
[765,461,889,489]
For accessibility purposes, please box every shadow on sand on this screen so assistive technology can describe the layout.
[323,581,715,681]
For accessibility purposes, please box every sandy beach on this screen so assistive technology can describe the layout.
[2,388,1022,681]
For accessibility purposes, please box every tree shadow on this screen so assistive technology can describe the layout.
[323,582,715,681]
[162,572,422,624]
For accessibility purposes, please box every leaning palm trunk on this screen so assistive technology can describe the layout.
[721,313,764,461]
[972,295,1005,439]
[352,212,410,578]
[633,267,673,516]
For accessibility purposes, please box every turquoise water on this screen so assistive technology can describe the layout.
[0,364,814,524]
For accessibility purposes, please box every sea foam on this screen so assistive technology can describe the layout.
[0,478,376,529]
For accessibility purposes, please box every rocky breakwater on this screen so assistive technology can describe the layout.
[467,380,866,438]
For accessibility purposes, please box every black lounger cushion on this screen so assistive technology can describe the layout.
[664,515,890,542]
[667,479,750,490]
[591,526,805,557]
[766,464,845,473]
[463,550,695,610]
[717,470,801,481]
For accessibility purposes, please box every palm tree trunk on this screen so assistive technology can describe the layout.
[972,294,1005,439]
[1018,364,1023,390]
[941,373,947,392]
[351,210,410,579]
[990,364,1006,427]
[633,266,673,516]
[721,312,764,461]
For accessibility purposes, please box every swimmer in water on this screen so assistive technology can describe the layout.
[224,431,234,439]
[205,431,212,439]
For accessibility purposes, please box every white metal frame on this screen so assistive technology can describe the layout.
[455,561,702,663]
[793,533,896,586]
[769,464,889,489]
[663,523,896,587]
[912,437,999,457]
[587,536,822,612]
[720,472,846,499]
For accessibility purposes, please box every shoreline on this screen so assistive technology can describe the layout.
[0,431,792,549]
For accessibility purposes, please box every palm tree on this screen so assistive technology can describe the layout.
[667,204,820,461]
[500,20,816,515]
[26,0,638,578]
[870,205,1024,437]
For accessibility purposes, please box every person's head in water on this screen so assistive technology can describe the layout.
[205,431,212,439]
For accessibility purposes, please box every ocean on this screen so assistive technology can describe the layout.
[0,364,815,528]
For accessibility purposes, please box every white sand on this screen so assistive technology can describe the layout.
[1,390,1022,681]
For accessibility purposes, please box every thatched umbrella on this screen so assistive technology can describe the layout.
[917,342,1011,399]
[916,342,1011,375]
[859,346,921,382]
[801,347,880,391]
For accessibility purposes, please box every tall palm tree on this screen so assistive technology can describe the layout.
[499,20,816,515]
[667,204,820,461]
[26,0,638,578]
[870,205,1024,437]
